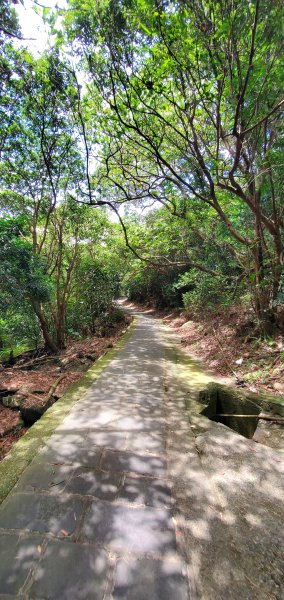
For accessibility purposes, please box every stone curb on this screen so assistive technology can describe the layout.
[0,319,137,505]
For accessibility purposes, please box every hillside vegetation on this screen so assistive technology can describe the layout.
[0,0,283,373]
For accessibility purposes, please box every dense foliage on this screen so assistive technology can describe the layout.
[56,0,283,328]
[0,0,283,356]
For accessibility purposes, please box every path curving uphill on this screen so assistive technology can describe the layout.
[0,309,283,599]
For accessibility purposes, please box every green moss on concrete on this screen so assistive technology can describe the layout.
[165,343,218,390]
[0,320,136,505]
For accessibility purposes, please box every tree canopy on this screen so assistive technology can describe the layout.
[0,0,283,355]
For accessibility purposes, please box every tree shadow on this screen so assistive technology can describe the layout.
[0,310,283,599]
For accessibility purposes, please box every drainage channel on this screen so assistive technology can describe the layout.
[199,383,284,441]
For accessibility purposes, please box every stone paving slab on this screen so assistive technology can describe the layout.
[28,540,108,600]
[36,439,102,468]
[100,449,167,477]
[64,468,122,500]
[118,475,174,508]
[0,492,85,537]
[105,415,167,433]
[111,556,189,600]
[0,532,43,595]
[45,430,128,450]
[58,407,124,429]
[124,431,166,454]
[14,463,76,493]
[80,499,177,554]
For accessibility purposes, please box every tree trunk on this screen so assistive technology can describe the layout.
[252,214,274,335]
[31,299,58,353]
[272,235,283,302]
[56,307,66,349]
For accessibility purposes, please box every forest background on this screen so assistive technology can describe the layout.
[0,0,283,378]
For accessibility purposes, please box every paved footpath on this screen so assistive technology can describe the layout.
[0,313,190,600]
[0,311,284,599]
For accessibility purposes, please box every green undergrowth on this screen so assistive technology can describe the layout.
[0,318,136,505]
[0,344,32,362]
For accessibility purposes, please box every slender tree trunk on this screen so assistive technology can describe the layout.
[249,190,273,332]
[56,304,66,349]
[253,231,264,316]
[272,235,283,302]
[31,299,58,353]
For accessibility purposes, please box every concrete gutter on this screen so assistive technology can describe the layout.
[160,321,284,599]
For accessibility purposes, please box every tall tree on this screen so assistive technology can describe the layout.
[0,216,57,352]
[58,0,284,329]
[0,50,86,350]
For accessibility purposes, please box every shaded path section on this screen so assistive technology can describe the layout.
[162,324,284,600]
[0,313,190,599]
[1,309,284,599]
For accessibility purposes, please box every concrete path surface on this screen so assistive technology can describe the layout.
[0,310,283,599]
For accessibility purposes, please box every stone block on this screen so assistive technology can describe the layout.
[29,539,108,599]
[112,556,189,600]
[101,450,167,477]
[0,532,43,595]
[81,500,176,554]
[118,476,174,508]
[65,469,121,500]
[0,493,84,538]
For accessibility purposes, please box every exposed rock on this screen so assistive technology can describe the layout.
[2,395,23,409]
[273,382,284,394]
[180,320,194,330]
[86,353,97,360]
[20,394,56,425]
[60,356,72,366]
[0,382,20,394]
[2,384,46,410]
[18,384,45,396]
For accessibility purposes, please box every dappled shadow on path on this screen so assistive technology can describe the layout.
[0,313,190,599]
[0,310,283,599]
[165,340,284,600]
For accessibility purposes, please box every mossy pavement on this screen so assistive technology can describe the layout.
[0,320,136,505]
[0,309,283,599]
